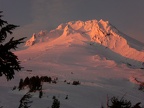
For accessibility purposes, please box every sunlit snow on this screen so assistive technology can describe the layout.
[0,19,144,108]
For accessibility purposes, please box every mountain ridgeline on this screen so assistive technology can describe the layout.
[25,19,144,68]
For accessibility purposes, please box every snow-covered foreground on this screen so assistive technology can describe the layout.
[0,43,143,108]
[0,19,144,108]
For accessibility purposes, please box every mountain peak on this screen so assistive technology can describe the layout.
[25,30,47,46]
[25,19,144,65]
[25,33,36,46]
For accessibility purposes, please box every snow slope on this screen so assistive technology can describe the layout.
[25,19,144,68]
[0,19,144,108]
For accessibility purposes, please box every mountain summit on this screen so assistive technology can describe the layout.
[25,19,144,68]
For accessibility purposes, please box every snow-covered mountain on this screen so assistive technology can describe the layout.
[25,19,144,68]
[1,19,144,108]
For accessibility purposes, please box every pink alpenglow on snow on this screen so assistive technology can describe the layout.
[25,19,144,68]
[1,19,144,108]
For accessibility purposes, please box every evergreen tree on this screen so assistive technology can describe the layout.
[51,98,60,108]
[23,77,30,86]
[107,96,131,108]
[39,90,43,98]
[35,76,41,90]
[19,78,24,90]
[0,11,26,80]
[18,92,33,108]
[107,96,142,108]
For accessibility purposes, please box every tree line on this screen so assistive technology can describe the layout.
[18,76,55,92]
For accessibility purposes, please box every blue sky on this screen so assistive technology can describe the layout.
[0,0,144,43]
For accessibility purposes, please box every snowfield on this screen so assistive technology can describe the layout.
[0,19,144,108]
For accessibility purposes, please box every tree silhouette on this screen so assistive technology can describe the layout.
[18,78,24,90]
[18,92,33,108]
[39,90,43,98]
[0,11,26,80]
[51,98,60,108]
[107,96,142,108]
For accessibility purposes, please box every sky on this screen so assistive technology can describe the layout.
[0,0,144,43]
